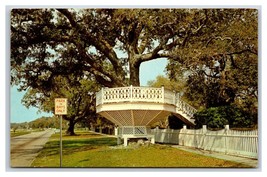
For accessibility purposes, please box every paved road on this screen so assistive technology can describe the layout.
[10,129,55,167]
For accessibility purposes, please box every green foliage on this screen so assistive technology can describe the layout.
[21,75,110,135]
[147,75,186,92]
[194,105,255,129]
[11,116,67,130]
[28,116,68,129]
[165,9,258,124]
[11,9,257,88]
[10,122,25,130]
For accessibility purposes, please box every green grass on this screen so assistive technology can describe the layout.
[31,131,251,168]
[10,131,31,137]
[10,129,44,137]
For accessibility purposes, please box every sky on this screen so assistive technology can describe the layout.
[10,58,168,123]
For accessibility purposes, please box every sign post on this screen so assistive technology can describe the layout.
[55,98,68,167]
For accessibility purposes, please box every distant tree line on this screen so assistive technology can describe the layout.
[11,116,64,130]
[10,115,114,134]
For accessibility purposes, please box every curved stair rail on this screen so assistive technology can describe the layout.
[175,94,197,119]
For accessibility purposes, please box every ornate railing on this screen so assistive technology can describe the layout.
[176,97,197,118]
[96,86,197,119]
[96,86,176,106]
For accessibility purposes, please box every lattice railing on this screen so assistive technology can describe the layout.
[131,87,163,102]
[103,87,132,103]
[118,126,150,136]
[96,86,197,119]
[176,97,197,118]
[96,86,176,106]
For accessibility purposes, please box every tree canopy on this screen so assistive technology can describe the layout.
[165,9,258,110]
[21,74,104,135]
[12,8,257,90]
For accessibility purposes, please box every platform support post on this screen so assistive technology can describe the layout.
[117,137,122,145]
[124,137,128,146]
[151,136,155,144]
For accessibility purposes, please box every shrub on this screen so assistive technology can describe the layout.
[193,105,254,129]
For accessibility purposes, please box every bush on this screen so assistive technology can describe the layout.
[193,105,255,129]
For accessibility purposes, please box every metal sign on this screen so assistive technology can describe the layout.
[54,98,67,167]
[55,98,67,115]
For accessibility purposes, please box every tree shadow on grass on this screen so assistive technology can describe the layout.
[38,137,117,158]
[63,137,117,147]
[63,132,103,137]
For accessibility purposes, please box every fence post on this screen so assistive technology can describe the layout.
[203,125,207,132]
[180,125,187,146]
[155,126,159,143]
[224,125,229,154]
[202,125,207,150]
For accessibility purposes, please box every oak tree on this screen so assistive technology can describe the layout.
[11,9,235,89]
[22,75,102,135]
[165,9,258,108]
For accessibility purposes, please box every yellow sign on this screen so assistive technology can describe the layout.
[55,98,67,115]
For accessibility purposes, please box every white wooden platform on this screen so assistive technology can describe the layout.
[96,86,196,126]
[95,86,197,146]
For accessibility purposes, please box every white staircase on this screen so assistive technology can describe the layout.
[173,96,197,126]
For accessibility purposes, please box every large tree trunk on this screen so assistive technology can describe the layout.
[129,52,141,86]
[129,62,140,86]
[66,119,76,135]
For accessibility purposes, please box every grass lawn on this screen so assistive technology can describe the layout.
[10,131,31,137]
[10,129,44,137]
[31,131,251,168]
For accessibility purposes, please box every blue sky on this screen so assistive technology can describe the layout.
[10,86,53,123]
[10,58,168,123]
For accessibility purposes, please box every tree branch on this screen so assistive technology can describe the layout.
[57,9,123,77]
[206,36,233,47]
[137,36,149,54]
[226,48,257,56]
[130,22,144,54]
[56,9,77,27]
[139,36,170,62]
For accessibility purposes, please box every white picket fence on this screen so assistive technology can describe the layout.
[151,125,258,159]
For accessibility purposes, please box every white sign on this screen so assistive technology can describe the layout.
[55,98,68,115]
